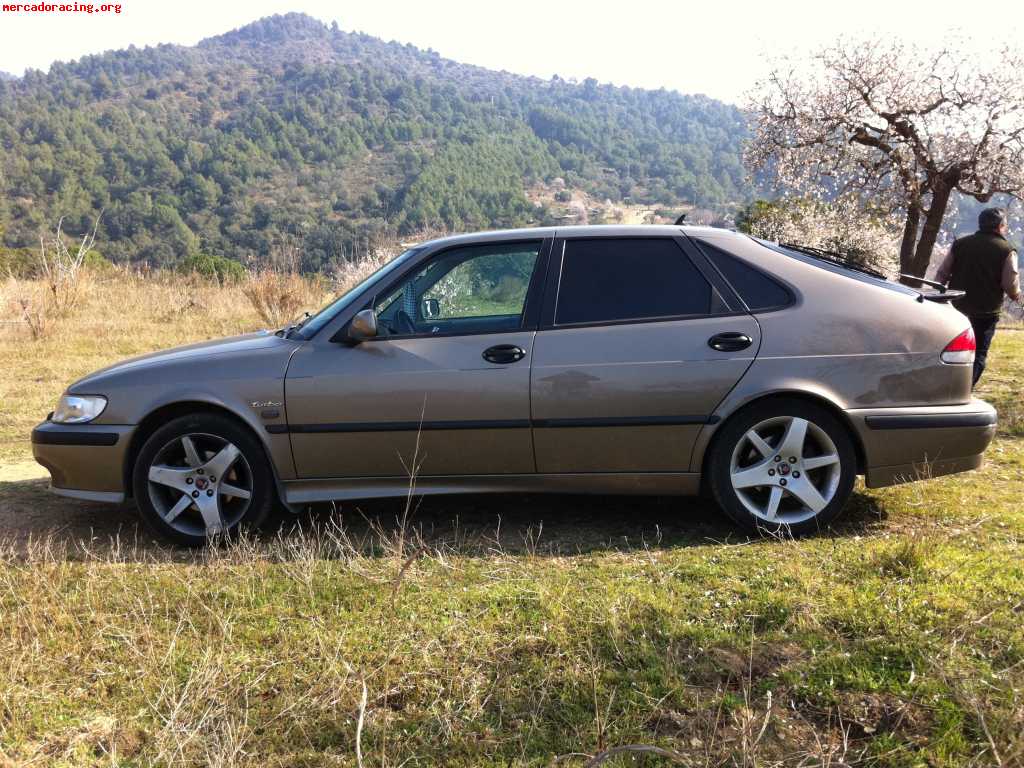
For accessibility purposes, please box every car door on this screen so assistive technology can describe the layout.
[531,235,760,473]
[285,239,549,479]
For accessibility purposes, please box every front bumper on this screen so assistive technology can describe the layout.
[846,399,998,488]
[32,421,135,503]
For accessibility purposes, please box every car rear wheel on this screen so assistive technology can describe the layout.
[133,413,275,545]
[708,399,856,536]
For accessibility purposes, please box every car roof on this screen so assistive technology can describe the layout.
[414,224,746,250]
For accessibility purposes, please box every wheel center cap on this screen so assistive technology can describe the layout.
[195,477,209,490]
[777,463,791,476]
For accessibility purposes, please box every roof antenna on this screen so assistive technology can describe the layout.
[674,213,687,225]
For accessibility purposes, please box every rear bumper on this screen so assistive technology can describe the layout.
[846,399,997,488]
[31,421,134,503]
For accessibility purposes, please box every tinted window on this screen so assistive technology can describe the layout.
[555,238,711,325]
[697,240,792,311]
[759,239,915,296]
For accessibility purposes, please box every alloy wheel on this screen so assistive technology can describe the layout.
[728,415,842,525]
[146,432,253,537]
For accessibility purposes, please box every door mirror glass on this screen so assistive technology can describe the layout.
[421,297,440,318]
[347,309,378,341]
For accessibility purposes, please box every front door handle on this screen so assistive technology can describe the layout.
[708,332,753,352]
[482,344,526,364]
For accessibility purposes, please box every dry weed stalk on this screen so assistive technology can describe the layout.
[366,407,431,765]
[38,215,101,316]
[16,294,50,339]
[351,665,369,768]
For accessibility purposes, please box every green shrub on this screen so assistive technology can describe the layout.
[0,247,113,278]
[82,249,115,273]
[178,253,247,284]
[0,247,35,278]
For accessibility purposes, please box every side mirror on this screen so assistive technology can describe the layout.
[347,309,378,342]
[422,298,440,319]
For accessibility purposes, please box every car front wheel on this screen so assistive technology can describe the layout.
[708,399,856,536]
[133,413,275,545]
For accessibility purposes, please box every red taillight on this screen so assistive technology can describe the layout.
[941,327,976,364]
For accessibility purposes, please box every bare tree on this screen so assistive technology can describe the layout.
[747,39,1024,279]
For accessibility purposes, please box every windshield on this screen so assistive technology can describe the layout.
[291,247,423,339]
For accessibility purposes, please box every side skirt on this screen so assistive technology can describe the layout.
[50,486,127,504]
[282,472,701,506]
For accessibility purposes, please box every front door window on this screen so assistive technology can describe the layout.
[374,242,541,337]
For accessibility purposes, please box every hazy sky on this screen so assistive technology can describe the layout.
[1,0,1022,104]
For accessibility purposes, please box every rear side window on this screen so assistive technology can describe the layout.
[555,238,712,325]
[696,240,792,311]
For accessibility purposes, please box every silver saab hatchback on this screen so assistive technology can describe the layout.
[33,226,997,544]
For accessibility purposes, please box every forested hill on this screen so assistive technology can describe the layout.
[0,13,748,270]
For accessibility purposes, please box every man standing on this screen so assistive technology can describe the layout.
[936,207,1021,386]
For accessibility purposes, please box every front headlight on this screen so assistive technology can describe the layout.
[52,394,108,424]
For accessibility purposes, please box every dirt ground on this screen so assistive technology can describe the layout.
[0,459,143,545]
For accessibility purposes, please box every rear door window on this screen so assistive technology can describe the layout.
[555,238,714,325]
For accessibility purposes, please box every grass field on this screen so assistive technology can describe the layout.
[1,273,1022,767]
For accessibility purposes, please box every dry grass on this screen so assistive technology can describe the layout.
[0,269,259,464]
[0,273,1023,766]
[0,263,365,464]
[242,269,322,329]
[241,245,397,330]
[2,218,100,341]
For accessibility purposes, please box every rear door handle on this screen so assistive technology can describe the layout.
[482,344,526,364]
[708,332,753,352]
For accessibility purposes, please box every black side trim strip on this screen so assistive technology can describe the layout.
[865,413,996,430]
[283,419,532,434]
[32,428,119,446]
[533,415,712,428]
[269,415,715,434]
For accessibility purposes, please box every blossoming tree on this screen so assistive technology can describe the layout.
[746,39,1024,279]
[736,197,901,275]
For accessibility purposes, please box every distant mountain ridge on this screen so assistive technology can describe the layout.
[0,13,749,269]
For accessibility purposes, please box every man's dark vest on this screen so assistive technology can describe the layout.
[948,231,1014,317]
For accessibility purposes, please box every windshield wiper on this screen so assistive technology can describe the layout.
[779,243,889,280]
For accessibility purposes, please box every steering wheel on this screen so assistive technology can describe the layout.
[394,310,417,335]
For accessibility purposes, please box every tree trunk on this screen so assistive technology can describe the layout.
[909,180,954,278]
[898,203,922,283]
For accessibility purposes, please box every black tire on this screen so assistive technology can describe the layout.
[707,398,857,537]
[132,413,275,546]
